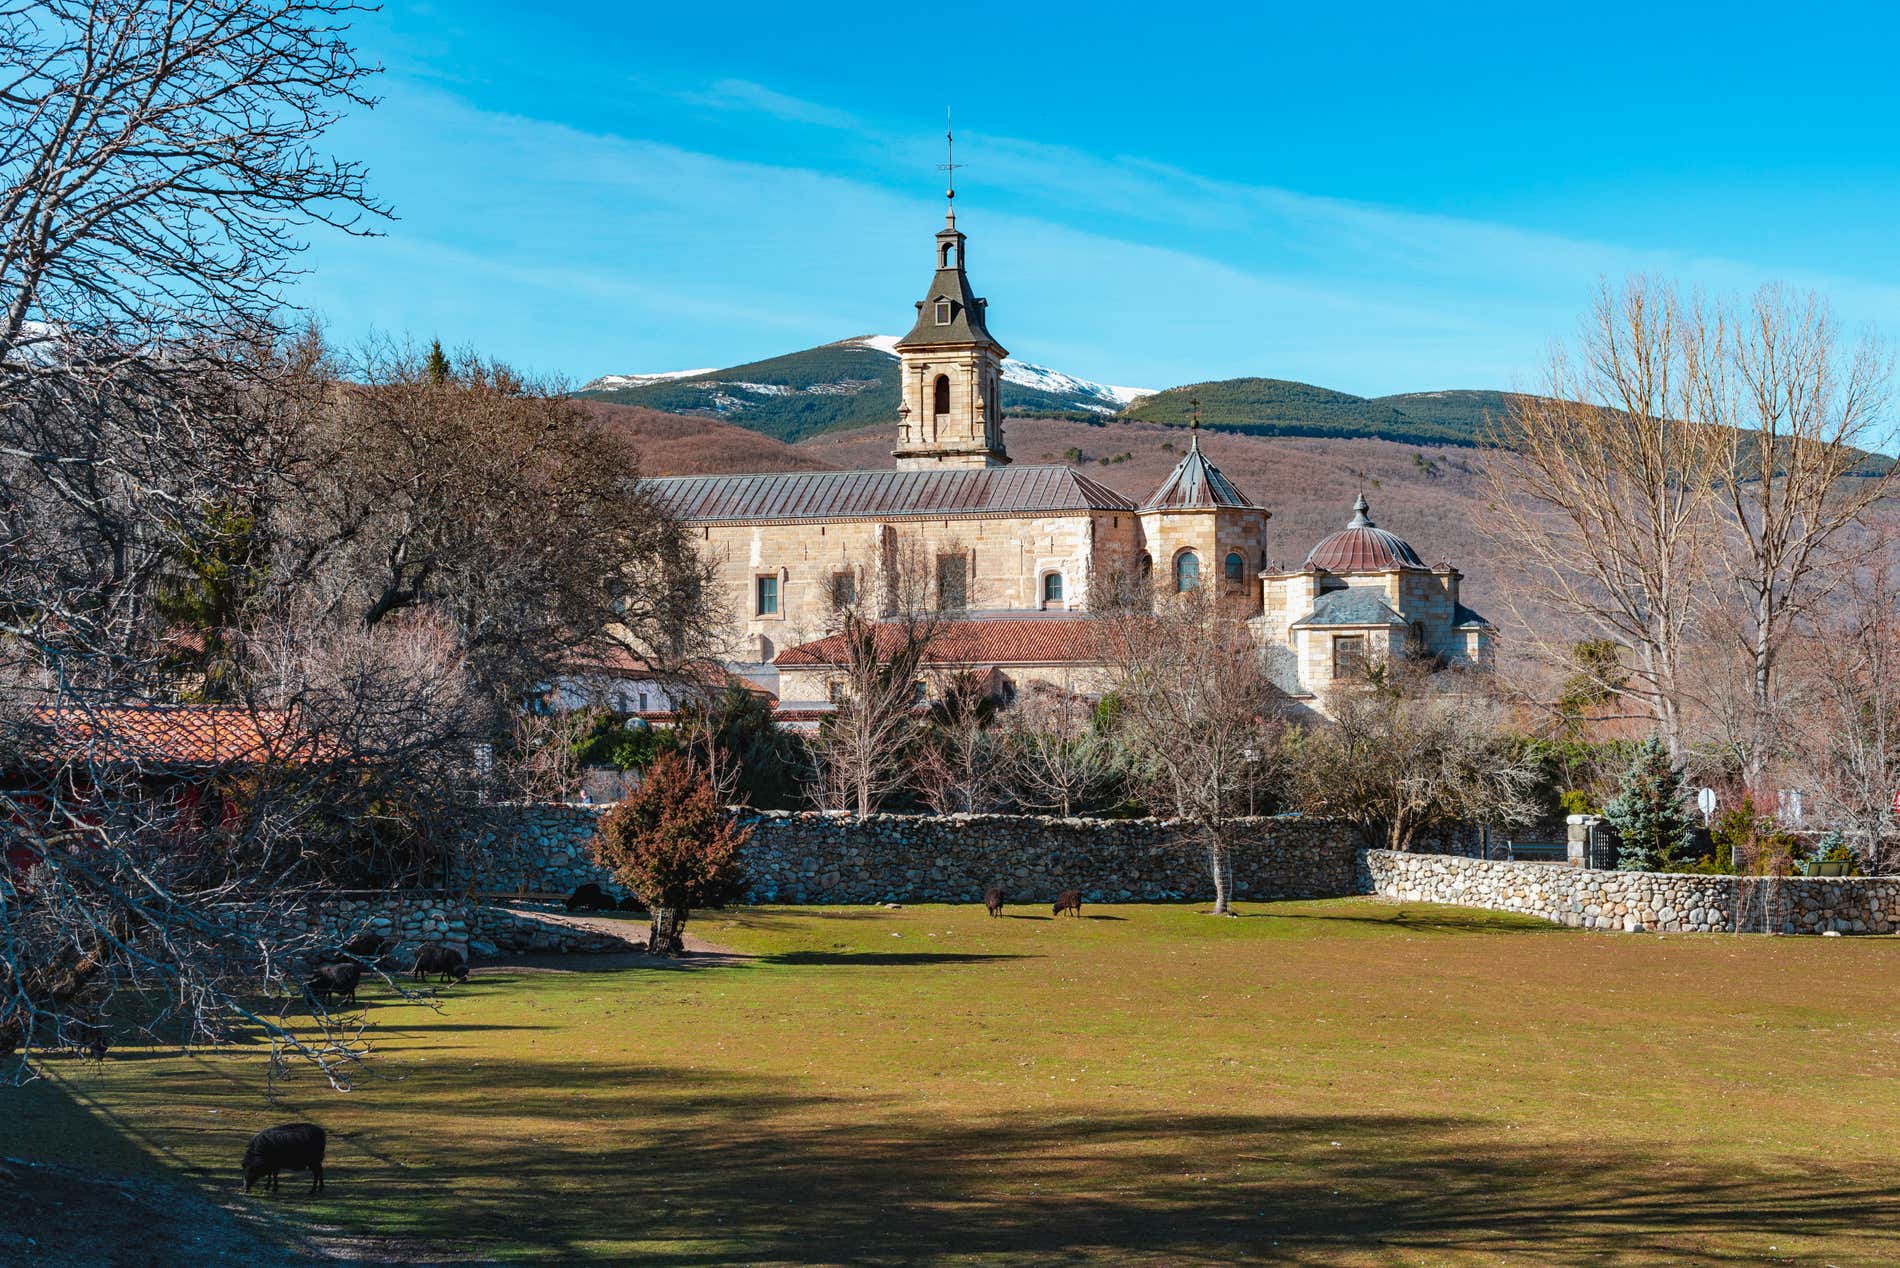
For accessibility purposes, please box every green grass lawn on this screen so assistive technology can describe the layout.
[13,899,1900,1264]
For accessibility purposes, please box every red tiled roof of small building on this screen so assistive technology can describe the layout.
[774,616,1101,669]
[17,703,312,769]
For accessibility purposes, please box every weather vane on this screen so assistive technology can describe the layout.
[1189,396,1203,430]
[939,108,960,223]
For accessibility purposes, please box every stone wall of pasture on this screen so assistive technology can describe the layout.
[452,804,1361,905]
[739,811,1359,904]
[1362,850,1900,934]
[456,803,611,897]
[250,890,640,960]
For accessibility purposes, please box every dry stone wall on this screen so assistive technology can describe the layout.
[248,891,639,960]
[1363,850,1900,934]
[739,811,1358,904]
[453,804,1361,905]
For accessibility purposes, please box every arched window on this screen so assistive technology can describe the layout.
[1042,572,1064,606]
[1139,552,1153,579]
[933,374,950,416]
[940,242,957,268]
[1174,551,1200,593]
[1224,551,1244,582]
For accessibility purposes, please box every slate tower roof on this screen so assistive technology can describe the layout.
[1141,431,1260,512]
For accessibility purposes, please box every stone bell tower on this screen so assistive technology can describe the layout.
[892,126,1009,470]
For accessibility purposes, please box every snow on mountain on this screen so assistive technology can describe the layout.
[579,367,716,393]
[844,334,1152,412]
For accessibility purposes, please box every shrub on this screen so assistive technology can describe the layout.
[590,755,750,955]
[1603,735,1695,871]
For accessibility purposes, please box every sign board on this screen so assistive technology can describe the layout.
[1697,787,1716,826]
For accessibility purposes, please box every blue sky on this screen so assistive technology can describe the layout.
[297,2,1900,398]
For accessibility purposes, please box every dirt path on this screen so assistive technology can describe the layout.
[479,907,745,973]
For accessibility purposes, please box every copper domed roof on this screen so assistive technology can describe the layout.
[1304,495,1425,572]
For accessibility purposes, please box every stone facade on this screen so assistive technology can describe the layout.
[1363,850,1900,934]
[1255,496,1493,706]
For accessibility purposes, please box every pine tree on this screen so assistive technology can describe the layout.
[425,338,451,385]
[1603,733,1696,871]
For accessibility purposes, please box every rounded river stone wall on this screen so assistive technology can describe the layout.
[452,804,1361,905]
[247,891,638,960]
[1363,849,1900,934]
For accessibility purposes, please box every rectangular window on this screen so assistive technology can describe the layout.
[831,570,856,609]
[637,690,650,712]
[756,574,779,616]
[1333,634,1367,680]
[827,680,846,704]
[934,300,951,325]
[936,554,968,611]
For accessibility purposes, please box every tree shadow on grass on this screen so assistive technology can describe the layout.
[760,951,1029,968]
[1248,906,1560,934]
[27,1056,1900,1265]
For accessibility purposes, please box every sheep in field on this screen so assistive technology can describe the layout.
[412,944,468,983]
[1053,890,1082,918]
[242,1123,326,1194]
[304,961,361,1007]
[983,887,1005,918]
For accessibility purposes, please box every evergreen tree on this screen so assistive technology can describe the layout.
[1603,733,1696,871]
[425,338,451,385]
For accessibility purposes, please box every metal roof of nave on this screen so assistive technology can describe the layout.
[643,464,1137,524]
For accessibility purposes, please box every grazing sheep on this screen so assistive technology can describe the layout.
[411,944,468,983]
[340,931,385,958]
[564,882,612,912]
[617,893,645,913]
[64,1018,109,1060]
[242,1123,326,1195]
[1053,890,1082,918]
[304,961,361,1007]
[983,887,1005,918]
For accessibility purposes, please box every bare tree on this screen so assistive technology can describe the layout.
[0,0,385,363]
[275,340,714,706]
[913,670,1004,814]
[998,688,1120,817]
[1095,589,1283,915]
[1787,538,1900,872]
[809,539,954,818]
[1699,286,1895,785]
[1289,665,1541,853]
[1486,279,1729,755]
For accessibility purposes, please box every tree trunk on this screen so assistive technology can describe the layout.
[648,906,686,956]
[1208,838,1232,915]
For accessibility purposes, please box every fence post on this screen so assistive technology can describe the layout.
[1567,814,1607,869]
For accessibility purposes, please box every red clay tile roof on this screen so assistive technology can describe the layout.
[644,465,1135,523]
[18,704,310,768]
[775,617,1102,669]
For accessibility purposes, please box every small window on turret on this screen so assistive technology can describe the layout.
[934,300,951,325]
[941,243,957,268]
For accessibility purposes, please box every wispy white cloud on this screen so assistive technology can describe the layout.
[303,75,1900,400]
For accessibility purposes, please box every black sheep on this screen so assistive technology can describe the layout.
[983,887,1005,918]
[304,960,361,1007]
[340,931,386,958]
[1053,890,1082,918]
[242,1122,326,1194]
[564,882,613,912]
[412,944,468,983]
